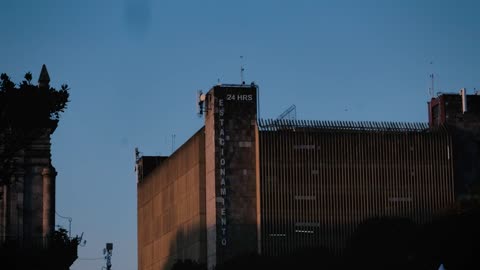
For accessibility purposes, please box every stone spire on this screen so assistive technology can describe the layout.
[38,64,50,88]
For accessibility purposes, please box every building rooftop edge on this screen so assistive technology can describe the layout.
[433,92,480,97]
[257,119,440,133]
[210,83,257,89]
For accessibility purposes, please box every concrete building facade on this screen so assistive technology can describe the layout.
[136,84,480,270]
[137,129,206,270]
[257,120,454,255]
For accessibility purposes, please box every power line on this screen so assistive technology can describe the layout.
[55,210,72,220]
[55,211,72,238]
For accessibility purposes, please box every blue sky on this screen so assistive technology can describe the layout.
[1,0,479,269]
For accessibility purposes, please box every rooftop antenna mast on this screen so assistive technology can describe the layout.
[429,73,435,98]
[134,147,141,162]
[197,90,207,116]
[429,61,435,98]
[240,56,245,85]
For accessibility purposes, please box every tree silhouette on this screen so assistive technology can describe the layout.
[0,70,69,184]
[345,217,419,270]
[172,259,207,270]
[418,205,480,270]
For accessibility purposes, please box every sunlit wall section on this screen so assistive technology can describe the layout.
[137,128,206,270]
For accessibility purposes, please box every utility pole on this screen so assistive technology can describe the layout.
[104,243,113,270]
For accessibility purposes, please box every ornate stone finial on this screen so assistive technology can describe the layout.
[38,64,50,88]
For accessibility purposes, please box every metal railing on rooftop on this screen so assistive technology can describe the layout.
[257,119,433,133]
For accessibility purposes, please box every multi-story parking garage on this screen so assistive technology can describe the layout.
[137,84,480,270]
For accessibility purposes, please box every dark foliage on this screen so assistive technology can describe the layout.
[343,210,480,270]
[344,217,419,270]
[180,247,339,270]
[170,210,480,270]
[52,227,80,248]
[0,72,69,184]
[0,228,79,270]
[0,72,69,125]
[271,247,338,270]
[416,206,480,270]
[215,253,269,270]
[172,259,207,270]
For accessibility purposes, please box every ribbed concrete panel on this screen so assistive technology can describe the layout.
[258,120,455,255]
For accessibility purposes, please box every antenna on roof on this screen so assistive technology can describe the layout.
[240,56,245,85]
[277,104,297,121]
[171,134,176,154]
[429,73,434,98]
[197,90,207,116]
[428,61,435,98]
[135,147,142,162]
[428,61,438,98]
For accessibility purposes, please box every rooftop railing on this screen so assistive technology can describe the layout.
[257,119,437,133]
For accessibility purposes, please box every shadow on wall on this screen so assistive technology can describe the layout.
[168,209,480,270]
[156,224,205,270]
[165,223,260,270]
[451,127,480,195]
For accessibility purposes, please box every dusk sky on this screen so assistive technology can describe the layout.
[2,0,479,269]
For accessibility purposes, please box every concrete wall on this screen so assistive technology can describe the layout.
[137,128,206,270]
[258,123,455,255]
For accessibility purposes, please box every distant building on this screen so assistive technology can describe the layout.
[136,84,480,270]
[0,65,77,270]
[428,90,480,196]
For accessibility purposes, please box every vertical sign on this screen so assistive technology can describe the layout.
[205,84,258,269]
[212,85,257,264]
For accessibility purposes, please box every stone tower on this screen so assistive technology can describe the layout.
[0,65,57,244]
